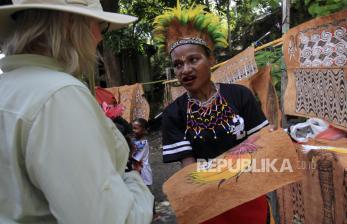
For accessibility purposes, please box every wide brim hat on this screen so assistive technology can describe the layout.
[0,0,137,42]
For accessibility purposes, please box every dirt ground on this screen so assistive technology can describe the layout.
[147,131,180,224]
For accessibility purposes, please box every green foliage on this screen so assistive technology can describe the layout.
[291,0,347,22]
[104,0,167,55]
[104,0,285,57]
[306,0,347,17]
[226,0,282,56]
[104,0,347,56]
[255,47,282,97]
[248,0,281,13]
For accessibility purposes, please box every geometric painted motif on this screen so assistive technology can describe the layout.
[132,85,150,120]
[291,183,305,224]
[284,10,347,130]
[344,170,347,223]
[212,58,257,84]
[107,83,150,123]
[212,47,258,84]
[317,154,335,224]
[297,27,347,67]
[295,69,347,127]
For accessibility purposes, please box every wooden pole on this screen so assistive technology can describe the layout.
[281,0,290,128]
[271,2,291,223]
[282,0,290,33]
[101,0,121,87]
[254,38,283,52]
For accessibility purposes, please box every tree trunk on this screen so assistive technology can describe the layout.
[121,50,137,85]
[101,0,119,13]
[99,0,121,87]
[103,43,122,87]
[281,0,290,128]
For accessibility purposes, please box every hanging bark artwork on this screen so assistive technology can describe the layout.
[237,66,282,128]
[107,83,150,122]
[212,46,258,83]
[163,128,302,224]
[277,138,347,224]
[283,10,347,131]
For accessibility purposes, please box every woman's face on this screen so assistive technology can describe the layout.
[171,44,214,93]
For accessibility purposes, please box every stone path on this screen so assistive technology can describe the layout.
[152,201,176,224]
[148,131,179,224]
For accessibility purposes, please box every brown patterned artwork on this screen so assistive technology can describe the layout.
[344,170,347,223]
[291,182,305,224]
[277,138,347,224]
[212,46,258,84]
[107,83,150,123]
[133,84,150,121]
[295,68,347,132]
[163,128,301,224]
[248,66,282,128]
[283,10,347,131]
[317,153,336,224]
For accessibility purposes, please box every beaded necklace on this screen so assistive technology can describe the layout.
[184,83,237,140]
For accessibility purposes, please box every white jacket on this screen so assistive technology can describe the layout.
[0,54,153,224]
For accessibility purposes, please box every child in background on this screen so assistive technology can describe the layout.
[132,118,153,187]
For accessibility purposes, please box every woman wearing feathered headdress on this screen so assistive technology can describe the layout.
[154,2,270,223]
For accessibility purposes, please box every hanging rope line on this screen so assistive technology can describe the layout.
[141,79,168,85]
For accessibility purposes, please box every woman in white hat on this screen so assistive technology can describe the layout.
[0,1,154,223]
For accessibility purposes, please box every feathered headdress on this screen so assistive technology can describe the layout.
[153,0,228,54]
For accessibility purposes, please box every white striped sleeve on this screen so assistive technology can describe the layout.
[247,120,269,135]
[161,107,195,163]
[163,141,192,155]
[162,140,194,163]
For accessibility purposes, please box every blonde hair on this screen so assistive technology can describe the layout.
[2,9,97,92]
